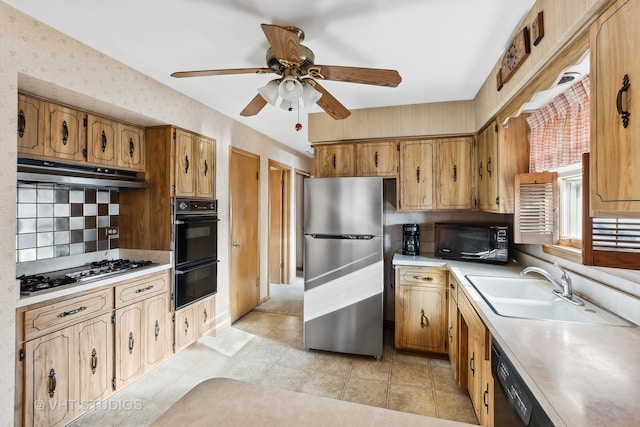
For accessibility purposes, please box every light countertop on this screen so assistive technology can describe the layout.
[393,253,640,427]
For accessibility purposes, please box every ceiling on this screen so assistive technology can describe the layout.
[6,0,537,156]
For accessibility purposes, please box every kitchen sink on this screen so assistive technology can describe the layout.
[465,275,635,327]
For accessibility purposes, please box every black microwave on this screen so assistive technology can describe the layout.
[434,223,509,264]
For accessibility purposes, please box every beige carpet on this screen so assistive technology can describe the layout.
[254,275,303,316]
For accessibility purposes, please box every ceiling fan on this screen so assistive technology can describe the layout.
[171,24,402,120]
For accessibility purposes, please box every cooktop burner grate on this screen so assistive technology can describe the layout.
[19,259,155,295]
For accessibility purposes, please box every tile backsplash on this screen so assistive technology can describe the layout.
[16,183,119,262]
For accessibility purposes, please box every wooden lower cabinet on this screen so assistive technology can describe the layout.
[145,293,172,367]
[447,275,460,383]
[394,267,448,354]
[174,304,197,353]
[75,313,114,408]
[196,296,216,337]
[114,302,145,389]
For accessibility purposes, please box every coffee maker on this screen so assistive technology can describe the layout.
[402,224,420,255]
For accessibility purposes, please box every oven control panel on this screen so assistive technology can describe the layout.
[175,198,218,213]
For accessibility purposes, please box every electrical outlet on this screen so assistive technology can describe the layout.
[106,227,119,236]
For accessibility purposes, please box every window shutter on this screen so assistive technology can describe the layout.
[514,172,558,244]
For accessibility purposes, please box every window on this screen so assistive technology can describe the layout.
[557,164,582,248]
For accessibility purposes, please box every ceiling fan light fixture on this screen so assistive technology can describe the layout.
[258,80,279,105]
[301,81,322,107]
[278,76,303,102]
[279,99,298,112]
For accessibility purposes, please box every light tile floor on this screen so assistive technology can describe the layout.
[70,310,478,426]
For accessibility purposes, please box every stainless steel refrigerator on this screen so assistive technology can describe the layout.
[303,176,383,359]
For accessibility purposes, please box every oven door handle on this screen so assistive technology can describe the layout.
[175,260,219,275]
[174,218,219,225]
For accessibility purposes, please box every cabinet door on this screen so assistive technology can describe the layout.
[398,140,434,210]
[195,136,215,198]
[174,305,197,353]
[467,332,485,423]
[356,141,398,177]
[17,94,45,156]
[591,0,640,216]
[313,144,355,177]
[45,102,86,162]
[174,129,195,197]
[144,293,172,369]
[479,357,494,427]
[196,296,216,336]
[477,122,499,212]
[436,137,474,209]
[118,123,145,171]
[24,328,76,427]
[114,303,144,389]
[448,289,459,382]
[86,114,118,167]
[75,313,113,406]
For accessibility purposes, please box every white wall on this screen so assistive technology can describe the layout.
[0,3,311,424]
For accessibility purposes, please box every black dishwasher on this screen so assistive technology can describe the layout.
[491,338,554,427]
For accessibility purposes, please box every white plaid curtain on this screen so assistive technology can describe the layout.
[526,75,590,172]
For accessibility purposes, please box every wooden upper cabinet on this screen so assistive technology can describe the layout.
[118,123,145,171]
[313,143,355,177]
[356,141,398,177]
[195,135,215,198]
[590,0,640,217]
[17,94,45,157]
[398,140,434,211]
[44,101,87,162]
[476,117,529,213]
[86,114,118,167]
[435,137,474,210]
[174,129,196,196]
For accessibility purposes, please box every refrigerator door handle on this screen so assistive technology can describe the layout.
[308,234,376,240]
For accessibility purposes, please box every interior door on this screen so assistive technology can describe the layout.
[230,148,260,322]
[269,168,283,284]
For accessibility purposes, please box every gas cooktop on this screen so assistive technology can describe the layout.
[19,259,155,295]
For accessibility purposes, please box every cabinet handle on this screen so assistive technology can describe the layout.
[453,164,457,182]
[90,348,98,375]
[332,153,336,169]
[61,120,69,145]
[470,352,475,376]
[185,155,190,173]
[48,368,57,398]
[374,151,379,168]
[416,166,420,183]
[17,109,26,137]
[57,306,87,318]
[128,331,135,355]
[449,324,453,341]
[129,138,135,157]
[419,308,428,328]
[101,130,107,152]
[483,383,490,412]
[203,308,208,323]
[184,318,190,336]
[204,159,209,176]
[617,74,631,128]
[478,161,483,180]
[413,275,433,281]
[154,320,160,341]
[487,157,492,177]
[450,283,455,291]
[135,285,154,293]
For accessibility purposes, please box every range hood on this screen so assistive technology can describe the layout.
[17,158,147,189]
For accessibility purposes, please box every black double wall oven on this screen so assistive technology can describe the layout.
[173,198,219,310]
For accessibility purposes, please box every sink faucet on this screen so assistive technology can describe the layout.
[520,263,583,305]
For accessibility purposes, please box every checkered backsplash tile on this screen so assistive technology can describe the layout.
[16,182,120,262]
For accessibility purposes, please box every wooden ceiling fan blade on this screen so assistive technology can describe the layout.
[312,81,351,120]
[171,67,272,78]
[310,65,402,87]
[240,94,268,117]
[261,24,300,64]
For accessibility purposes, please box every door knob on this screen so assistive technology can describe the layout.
[232,242,240,248]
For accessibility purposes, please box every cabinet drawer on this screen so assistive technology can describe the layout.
[398,268,446,287]
[24,288,112,341]
[448,274,459,302]
[114,271,169,308]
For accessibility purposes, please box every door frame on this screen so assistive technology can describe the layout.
[268,160,291,286]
